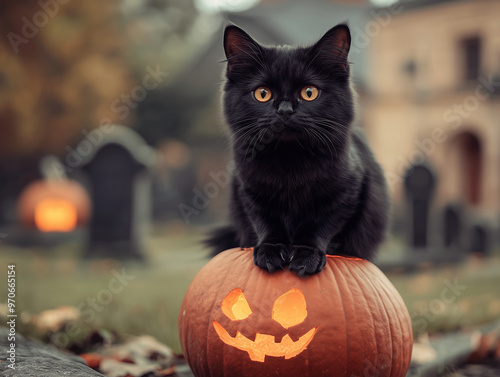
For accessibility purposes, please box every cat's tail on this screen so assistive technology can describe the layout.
[204,225,240,256]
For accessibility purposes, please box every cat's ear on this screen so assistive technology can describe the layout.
[223,25,262,74]
[310,24,351,70]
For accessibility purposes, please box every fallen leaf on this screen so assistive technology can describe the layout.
[80,353,104,369]
[469,331,500,363]
[33,306,80,332]
[100,359,160,377]
[104,335,174,368]
[157,366,176,376]
[411,342,437,364]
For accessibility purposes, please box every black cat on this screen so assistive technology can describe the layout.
[206,24,389,276]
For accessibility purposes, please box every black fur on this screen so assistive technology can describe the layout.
[206,24,389,276]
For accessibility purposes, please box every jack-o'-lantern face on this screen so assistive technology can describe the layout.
[212,288,317,362]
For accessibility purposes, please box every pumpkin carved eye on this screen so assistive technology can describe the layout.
[221,288,252,321]
[272,289,307,329]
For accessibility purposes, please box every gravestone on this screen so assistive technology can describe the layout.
[403,163,437,248]
[469,224,489,255]
[80,125,155,259]
[443,204,462,249]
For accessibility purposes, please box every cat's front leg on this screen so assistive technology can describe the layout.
[240,189,291,272]
[253,241,289,273]
[288,224,332,276]
[250,220,291,272]
[253,225,291,272]
[288,245,326,276]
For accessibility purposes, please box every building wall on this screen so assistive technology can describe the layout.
[365,0,500,219]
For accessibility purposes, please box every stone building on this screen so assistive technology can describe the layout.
[365,0,500,223]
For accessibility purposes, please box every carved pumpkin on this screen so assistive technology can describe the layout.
[179,248,413,377]
[18,179,91,232]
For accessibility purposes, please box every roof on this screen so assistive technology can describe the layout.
[79,125,157,169]
[179,0,373,91]
[396,0,467,12]
[228,0,371,82]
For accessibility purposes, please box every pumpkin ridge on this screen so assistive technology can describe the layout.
[248,254,267,342]
[380,265,412,376]
[383,280,405,376]
[380,275,406,376]
[370,265,411,376]
[231,250,257,374]
[379,270,407,376]
[328,258,349,376]
[207,252,235,377]
[352,262,396,376]
[352,263,395,375]
[341,258,380,375]
[309,272,326,376]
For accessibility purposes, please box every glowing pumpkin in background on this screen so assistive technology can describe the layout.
[179,248,413,377]
[18,179,91,232]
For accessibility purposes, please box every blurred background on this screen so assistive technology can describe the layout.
[0,0,500,370]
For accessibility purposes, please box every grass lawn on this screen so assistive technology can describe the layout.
[1,224,499,353]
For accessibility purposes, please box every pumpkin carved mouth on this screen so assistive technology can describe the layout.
[212,287,316,362]
[212,321,316,362]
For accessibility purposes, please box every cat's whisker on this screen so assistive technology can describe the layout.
[303,128,317,147]
[314,118,350,133]
[315,122,348,131]
[243,128,265,160]
[220,120,257,147]
[295,138,306,151]
[233,130,257,146]
[311,123,339,153]
[305,50,321,71]
[232,125,258,138]
[273,132,283,151]
[231,121,270,144]
[307,119,346,142]
[243,42,266,69]
[255,129,267,152]
[229,119,257,130]
[314,116,348,125]
[308,127,336,158]
[243,135,255,160]
[247,129,265,159]
[313,122,350,140]
[232,44,266,70]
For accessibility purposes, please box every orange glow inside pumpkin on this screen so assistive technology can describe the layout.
[34,199,78,232]
[213,288,316,362]
[222,288,252,321]
[272,288,307,329]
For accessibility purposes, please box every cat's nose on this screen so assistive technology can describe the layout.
[277,101,295,121]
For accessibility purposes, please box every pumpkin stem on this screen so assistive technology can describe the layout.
[40,155,67,181]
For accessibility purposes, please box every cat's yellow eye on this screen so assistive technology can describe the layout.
[300,86,319,101]
[254,87,272,102]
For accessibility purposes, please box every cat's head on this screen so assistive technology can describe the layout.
[222,24,355,161]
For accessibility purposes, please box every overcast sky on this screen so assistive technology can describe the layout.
[194,0,400,13]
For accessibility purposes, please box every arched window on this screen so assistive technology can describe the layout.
[453,132,482,205]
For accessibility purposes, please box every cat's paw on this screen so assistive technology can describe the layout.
[253,243,289,273]
[288,245,326,276]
